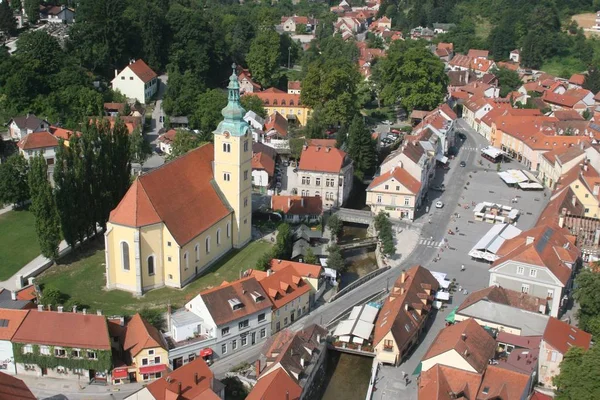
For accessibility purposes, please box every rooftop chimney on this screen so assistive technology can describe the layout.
[401,287,405,295]
[178,382,182,395]
[326,147,331,153]
[72,305,77,313]
[255,359,261,377]
[404,303,409,311]
[401,271,406,283]
[301,198,305,207]
[317,334,321,343]
[114,69,118,78]
[572,195,577,206]
[10,291,16,301]
[526,236,535,245]
[58,306,63,313]
[83,308,87,315]
[267,269,273,276]
[300,358,305,368]
[194,372,199,385]
[37,304,44,312]
[47,304,51,311]
[288,198,292,208]
[461,333,467,341]
[97,310,102,316]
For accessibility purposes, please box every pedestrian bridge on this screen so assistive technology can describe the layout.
[334,208,373,225]
[338,237,378,250]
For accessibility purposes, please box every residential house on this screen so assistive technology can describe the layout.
[568,73,586,88]
[0,309,28,375]
[17,131,59,166]
[288,81,302,95]
[177,277,272,361]
[561,164,600,218]
[270,259,323,300]
[462,96,501,131]
[447,70,477,94]
[169,116,189,129]
[418,364,482,400]
[112,314,169,383]
[247,368,302,400]
[538,145,586,189]
[297,144,354,208]
[411,104,458,155]
[0,372,36,400]
[11,309,112,382]
[541,91,587,115]
[448,54,496,76]
[8,114,49,141]
[454,286,550,336]
[538,317,591,389]
[256,264,312,333]
[39,5,75,24]
[111,59,158,104]
[0,286,37,310]
[476,365,533,400]
[252,144,276,190]
[280,16,316,33]
[420,318,496,374]
[105,70,253,295]
[489,224,581,317]
[434,42,454,62]
[271,195,323,224]
[335,17,363,34]
[238,69,261,94]
[157,129,177,155]
[250,88,312,126]
[366,166,422,220]
[509,49,520,63]
[478,108,541,143]
[104,102,126,116]
[262,111,289,150]
[372,266,439,366]
[124,357,224,400]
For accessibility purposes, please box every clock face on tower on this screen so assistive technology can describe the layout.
[223,132,231,138]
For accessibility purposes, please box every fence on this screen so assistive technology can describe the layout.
[328,266,390,303]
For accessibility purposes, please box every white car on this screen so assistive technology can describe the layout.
[435,201,444,208]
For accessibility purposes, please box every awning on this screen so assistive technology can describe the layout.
[112,368,128,379]
[139,364,167,374]
[436,154,449,164]
[412,362,422,375]
[436,292,450,301]
[445,306,459,323]
[200,348,213,357]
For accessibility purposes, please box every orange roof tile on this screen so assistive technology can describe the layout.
[270,259,322,279]
[17,131,59,150]
[257,264,312,310]
[0,309,28,340]
[542,91,583,108]
[367,166,422,195]
[146,358,219,400]
[418,364,482,400]
[568,74,585,86]
[252,151,275,177]
[49,126,78,141]
[298,145,348,173]
[457,286,546,314]
[109,144,232,246]
[542,317,591,354]
[247,368,302,400]
[12,310,111,350]
[477,365,530,400]
[271,195,323,216]
[250,89,304,108]
[467,49,489,59]
[287,81,301,91]
[423,319,496,374]
[0,372,36,400]
[265,112,288,137]
[127,59,157,83]
[123,314,167,357]
[16,286,37,302]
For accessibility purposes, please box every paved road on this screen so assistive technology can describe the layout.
[142,74,168,171]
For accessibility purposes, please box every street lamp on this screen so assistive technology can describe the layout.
[288,46,292,69]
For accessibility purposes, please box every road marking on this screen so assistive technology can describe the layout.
[419,239,441,247]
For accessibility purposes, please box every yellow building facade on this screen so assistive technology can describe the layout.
[251,89,312,126]
[105,65,253,295]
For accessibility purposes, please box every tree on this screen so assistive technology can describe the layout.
[0,0,17,37]
[295,23,307,34]
[28,155,61,260]
[374,211,395,256]
[289,138,305,160]
[327,214,343,241]
[241,95,267,118]
[16,30,63,75]
[139,308,166,331]
[372,41,448,111]
[167,129,204,161]
[273,223,293,260]
[347,115,377,179]
[255,250,274,271]
[326,244,345,272]
[246,29,281,87]
[0,154,29,207]
[304,247,317,265]
[192,89,227,140]
[493,67,522,97]
[574,270,600,334]
[130,127,152,167]
[24,0,40,25]
[553,345,600,400]
[39,286,65,307]
[583,67,600,94]
[222,376,250,400]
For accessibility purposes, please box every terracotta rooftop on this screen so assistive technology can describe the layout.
[457,286,547,314]
[17,131,59,150]
[542,316,591,354]
[271,195,323,216]
[49,126,78,141]
[247,368,302,400]
[298,144,348,173]
[373,266,439,351]
[126,59,157,83]
[423,318,496,374]
[109,144,233,246]
[542,91,582,108]
[467,49,489,59]
[252,151,275,177]
[367,166,422,195]
[265,111,288,137]
[553,109,585,121]
[0,309,28,341]
[12,310,111,350]
[270,259,322,280]
[199,277,273,326]
[250,89,304,108]
[0,372,36,400]
[145,357,220,400]
[287,81,301,91]
[418,364,482,400]
[123,313,168,358]
[257,264,312,310]
[477,365,530,400]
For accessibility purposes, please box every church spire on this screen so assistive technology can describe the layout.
[221,63,246,122]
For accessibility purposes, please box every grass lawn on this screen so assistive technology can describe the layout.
[0,210,40,281]
[541,57,586,78]
[37,239,273,316]
[474,17,492,40]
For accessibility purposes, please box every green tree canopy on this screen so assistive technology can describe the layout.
[347,115,377,179]
[167,129,204,161]
[241,94,267,118]
[273,222,293,260]
[584,67,600,94]
[553,345,600,400]
[246,29,281,87]
[139,308,167,331]
[493,67,522,97]
[192,89,228,140]
[326,244,345,272]
[130,127,152,166]
[0,0,17,37]
[0,154,29,207]
[327,214,343,241]
[574,270,600,334]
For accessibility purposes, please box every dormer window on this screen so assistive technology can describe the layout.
[250,291,265,302]
[273,99,278,105]
[228,298,244,311]
[281,99,286,106]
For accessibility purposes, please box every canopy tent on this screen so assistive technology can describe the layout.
[436,154,449,164]
[435,292,450,301]
[481,146,504,159]
[445,306,459,323]
[430,271,451,289]
[333,304,379,344]
[498,170,529,185]
[518,182,544,190]
[469,223,522,262]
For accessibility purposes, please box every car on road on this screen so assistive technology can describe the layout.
[460,161,466,167]
[435,201,444,208]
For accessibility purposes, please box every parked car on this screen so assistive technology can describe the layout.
[460,161,466,167]
[435,201,444,208]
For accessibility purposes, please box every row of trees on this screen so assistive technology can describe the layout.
[374,211,395,257]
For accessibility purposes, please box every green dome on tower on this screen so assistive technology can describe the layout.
[214,63,250,137]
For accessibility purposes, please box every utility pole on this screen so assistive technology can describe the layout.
[386,276,390,293]
[288,46,292,69]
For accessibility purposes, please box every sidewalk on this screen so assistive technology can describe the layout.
[19,374,144,400]
[0,204,13,216]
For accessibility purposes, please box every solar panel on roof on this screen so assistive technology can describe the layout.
[534,228,554,253]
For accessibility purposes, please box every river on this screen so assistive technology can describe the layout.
[339,223,378,289]
[319,352,373,400]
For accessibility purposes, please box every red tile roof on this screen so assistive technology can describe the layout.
[0,309,28,340]
[12,310,111,350]
[0,372,36,400]
[553,110,585,121]
[17,131,59,150]
[477,364,530,400]
[271,195,323,216]
[104,102,126,113]
[158,129,177,145]
[127,59,157,83]
[423,319,496,374]
[252,151,276,177]
[418,364,482,400]
[123,314,168,358]
[530,392,554,400]
[457,286,547,314]
[568,74,585,86]
[109,144,232,246]
[257,264,312,310]
[373,266,439,350]
[49,126,77,141]
[367,166,422,195]
[146,358,220,400]
[16,286,37,302]
[199,277,273,326]
[270,259,322,280]
[247,368,302,400]
[250,89,304,108]
[542,91,583,108]
[265,111,288,137]
[467,49,489,59]
[298,145,348,173]
[542,317,591,354]
[287,81,301,91]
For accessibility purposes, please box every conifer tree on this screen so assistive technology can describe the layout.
[347,115,377,179]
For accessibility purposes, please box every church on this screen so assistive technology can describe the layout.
[104,66,253,295]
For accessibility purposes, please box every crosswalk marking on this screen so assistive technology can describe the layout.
[419,239,442,247]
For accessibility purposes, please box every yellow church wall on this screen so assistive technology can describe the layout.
[139,224,165,290]
[105,223,143,294]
